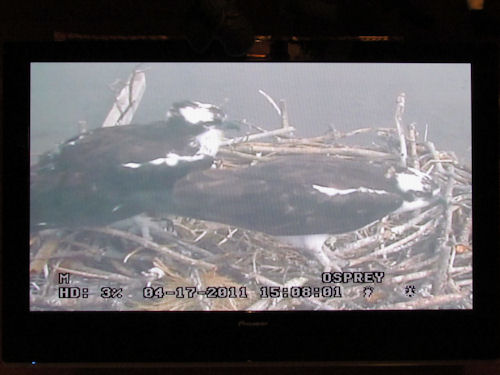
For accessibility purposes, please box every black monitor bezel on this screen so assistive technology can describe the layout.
[2,41,499,364]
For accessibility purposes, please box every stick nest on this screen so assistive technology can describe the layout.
[30,127,472,311]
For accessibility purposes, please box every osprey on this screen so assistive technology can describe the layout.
[30,101,229,231]
[163,155,440,271]
[31,101,440,271]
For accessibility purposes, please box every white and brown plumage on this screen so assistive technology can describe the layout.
[30,101,227,230]
[163,155,440,270]
[31,101,440,271]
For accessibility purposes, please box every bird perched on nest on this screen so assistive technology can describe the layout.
[31,100,440,272]
[30,100,232,231]
[163,155,441,271]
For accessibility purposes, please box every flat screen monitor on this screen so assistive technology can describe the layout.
[2,41,499,364]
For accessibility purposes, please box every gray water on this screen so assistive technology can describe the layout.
[31,62,471,164]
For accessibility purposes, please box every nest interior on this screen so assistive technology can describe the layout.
[29,125,472,311]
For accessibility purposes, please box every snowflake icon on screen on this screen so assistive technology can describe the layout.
[404,285,417,298]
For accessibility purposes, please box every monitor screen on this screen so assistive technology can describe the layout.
[29,62,472,311]
[3,41,498,364]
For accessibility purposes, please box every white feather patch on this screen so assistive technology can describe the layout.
[121,127,221,170]
[122,162,141,169]
[179,106,215,124]
[395,173,426,192]
[277,234,330,252]
[312,184,388,196]
[150,153,205,167]
[123,153,207,169]
[195,128,223,157]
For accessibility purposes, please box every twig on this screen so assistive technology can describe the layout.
[390,206,441,236]
[220,127,295,147]
[394,93,408,167]
[432,166,456,294]
[454,279,472,287]
[333,233,380,257]
[407,122,420,169]
[193,230,208,243]
[123,247,144,263]
[102,68,146,127]
[258,89,281,115]
[218,228,238,246]
[279,99,290,129]
[217,149,270,162]
[458,216,472,245]
[349,220,436,266]
[53,265,132,282]
[233,143,394,159]
[30,238,59,274]
[395,254,439,273]
[85,227,216,270]
[424,140,446,173]
[450,266,472,275]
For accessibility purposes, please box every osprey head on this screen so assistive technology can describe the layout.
[166,100,227,126]
[389,167,441,213]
